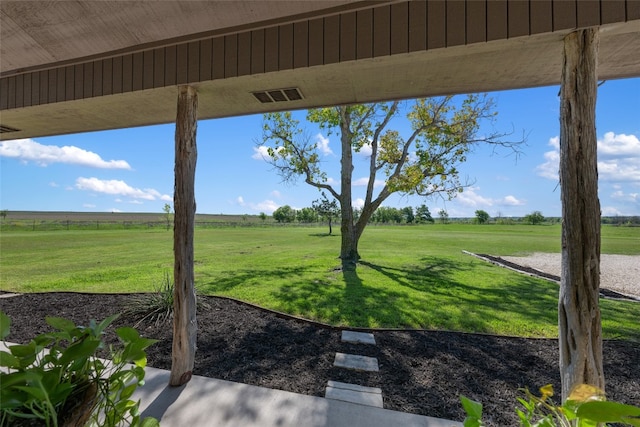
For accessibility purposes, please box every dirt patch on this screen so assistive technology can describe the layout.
[2,292,639,426]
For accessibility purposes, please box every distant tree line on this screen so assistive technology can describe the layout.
[270,205,640,227]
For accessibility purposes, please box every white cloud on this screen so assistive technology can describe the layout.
[353,198,365,209]
[601,206,624,216]
[252,145,286,161]
[129,200,144,205]
[456,187,494,208]
[0,138,131,169]
[610,190,639,202]
[326,177,338,185]
[598,132,640,157]
[252,146,270,160]
[501,195,525,206]
[270,190,282,198]
[356,142,372,158]
[353,177,384,187]
[254,200,280,213]
[83,203,96,208]
[49,181,59,187]
[235,195,280,213]
[536,137,561,180]
[75,177,171,201]
[111,208,122,213]
[537,133,640,183]
[315,134,333,155]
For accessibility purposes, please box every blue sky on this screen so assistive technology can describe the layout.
[1,78,639,218]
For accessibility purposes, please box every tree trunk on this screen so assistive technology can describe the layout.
[558,29,604,402]
[339,110,359,270]
[170,85,198,386]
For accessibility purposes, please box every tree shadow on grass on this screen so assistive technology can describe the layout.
[197,255,639,339]
[197,266,311,293]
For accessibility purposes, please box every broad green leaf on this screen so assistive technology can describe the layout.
[0,370,42,389]
[463,418,481,427]
[460,395,483,419]
[577,401,640,424]
[116,326,140,342]
[8,342,35,358]
[139,417,161,427]
[59,337,101,366]
[0,311,10,339]
[14,384,46,401]
[120,382,138,400]
[0,351,20,368]
[45,316,76,332]
[95,313,120,336]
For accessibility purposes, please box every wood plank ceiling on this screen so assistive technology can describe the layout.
[1,0,639,140]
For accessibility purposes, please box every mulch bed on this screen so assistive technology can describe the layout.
[1,292,638,426]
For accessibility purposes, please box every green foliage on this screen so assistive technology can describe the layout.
[461,384,640,427]
[312,193,339,234]
[162,204,172,231]
[438,209,449,224]
[272,205,296,223]
[125,272,175,327]
[259,212,267,221]
[2,226,639,339]
[475,210,490,224]
[260,96,519,264]
[525,211,545,225]
[0,311,158,427]
[371,206,404,224]
[401,207,415,223]
[296,207,318,223]
[415,204,434,223]
[124,272,210,327]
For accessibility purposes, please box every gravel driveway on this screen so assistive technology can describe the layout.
[502,253,640,298]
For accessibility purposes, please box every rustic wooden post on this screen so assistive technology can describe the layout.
[558,28,604,401]
[170,85,198,386]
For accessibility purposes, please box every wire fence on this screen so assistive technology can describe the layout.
[0,219,329,232]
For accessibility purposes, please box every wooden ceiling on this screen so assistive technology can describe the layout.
[1,0,639,140]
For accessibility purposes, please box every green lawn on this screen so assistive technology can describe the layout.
[1,224,638,340]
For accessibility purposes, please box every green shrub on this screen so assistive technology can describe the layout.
[461,384,640,427]
[125,272,175,327]
[0,311,158,427]
[125,272,210,328]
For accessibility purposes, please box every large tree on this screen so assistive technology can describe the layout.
[261,95,518,270]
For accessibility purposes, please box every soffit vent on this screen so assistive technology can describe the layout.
[0,125,20,133]
[252,87,303,104]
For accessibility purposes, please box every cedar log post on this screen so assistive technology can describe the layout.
[558,29,604,401]
[170,85,198,386]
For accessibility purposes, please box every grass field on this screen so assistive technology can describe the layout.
[1,224,638,340]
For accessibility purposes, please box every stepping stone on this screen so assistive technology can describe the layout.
[325,380,383,408]
[334,352,379,372]
[341,330,376,345]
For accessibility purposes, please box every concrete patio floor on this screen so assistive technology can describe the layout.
[135,365,463,427]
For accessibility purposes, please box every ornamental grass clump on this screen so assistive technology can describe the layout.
[125,272,209,328]
[125,272,175,328]
[0,311,158,427]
